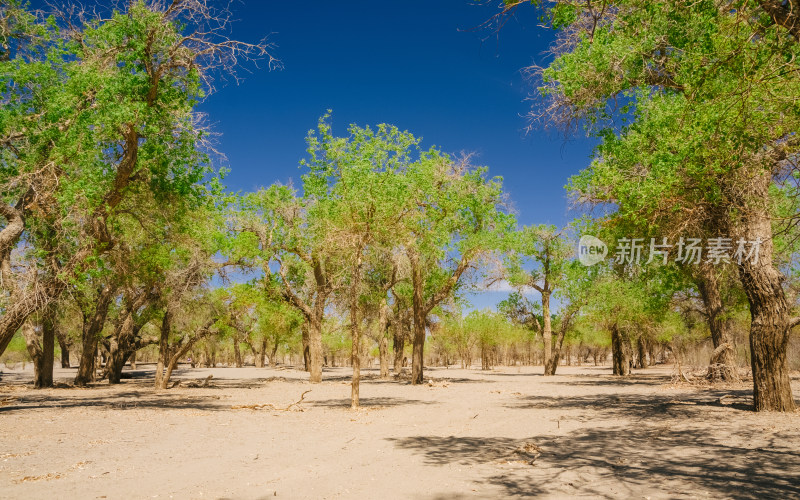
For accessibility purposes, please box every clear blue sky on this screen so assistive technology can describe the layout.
[195,0,596,229]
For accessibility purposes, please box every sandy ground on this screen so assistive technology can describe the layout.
[1,364,799,500]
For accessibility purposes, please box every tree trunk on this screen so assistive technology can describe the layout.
[74,286,115,386]
[541,291,552,371]
[253,338,266,368]
[37,311,55,387]
[56,329,71,368]
[269,340,279,366]
[544,329,564,376]
[735,184,796,411]
[393,324,405,375]
[611,324,630,376]
[545,307,578,376]
[409,255,426,385]
[350,251,364,409]
[21,322,49,388]
[0,294,43,357]
[107,349,133,384]
[696,264,739,381]
[155,308,173,390]
[301,322,311,372]
[307,319,323,383]
[636,336,649,369]
[379,335,389,379]
[232,331,243,368]
[378,301,390,379]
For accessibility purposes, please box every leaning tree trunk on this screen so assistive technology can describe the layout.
[696,264,739,382]
[107,349,134,384]
[544,329,565,376]
[0,293,43,357]
[105,312,136,384]
[74,286,114,386]
[545,307,578,376]
[611,324,630,376]
[735,182,796,411]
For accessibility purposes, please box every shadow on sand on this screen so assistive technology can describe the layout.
[390,424,800,499]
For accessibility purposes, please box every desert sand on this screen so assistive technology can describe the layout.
[1,364,799,499]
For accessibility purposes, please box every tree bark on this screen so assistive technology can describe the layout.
[33,310,56,388]
[301,322,310,371]
[350,250,364,409]
[541,290,553,372]
[232,331,243,368]
[154,307,173,390]
[0,293,42,356]
[636,336,649,369]
[307,318,323,383]
[56,329,71,368]
[544,305,580,376]
[393,323,405,375]
[378,335,389,379]
[106,350,133,384]
[74,285,115,386]
[254,338,267,368]
[735,179,796,411]
[21,321,54,388]
[410,253,426,385]
[269,340,279,366]
[378,300,390,379]
[611,324,630,376]
[696,264,739,381]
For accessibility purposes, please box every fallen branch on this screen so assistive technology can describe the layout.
[184,375,214,388]
[719,394,753,406]
[231,390,311,411]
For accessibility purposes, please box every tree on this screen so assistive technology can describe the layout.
[238,184,334,383]
[544,259,597,375]
[19,307,56,388]
[506,225,573,373]
[304,118,408,407]
[0,0,274,358]
[510,0,800,410]
[400,153,515,384]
